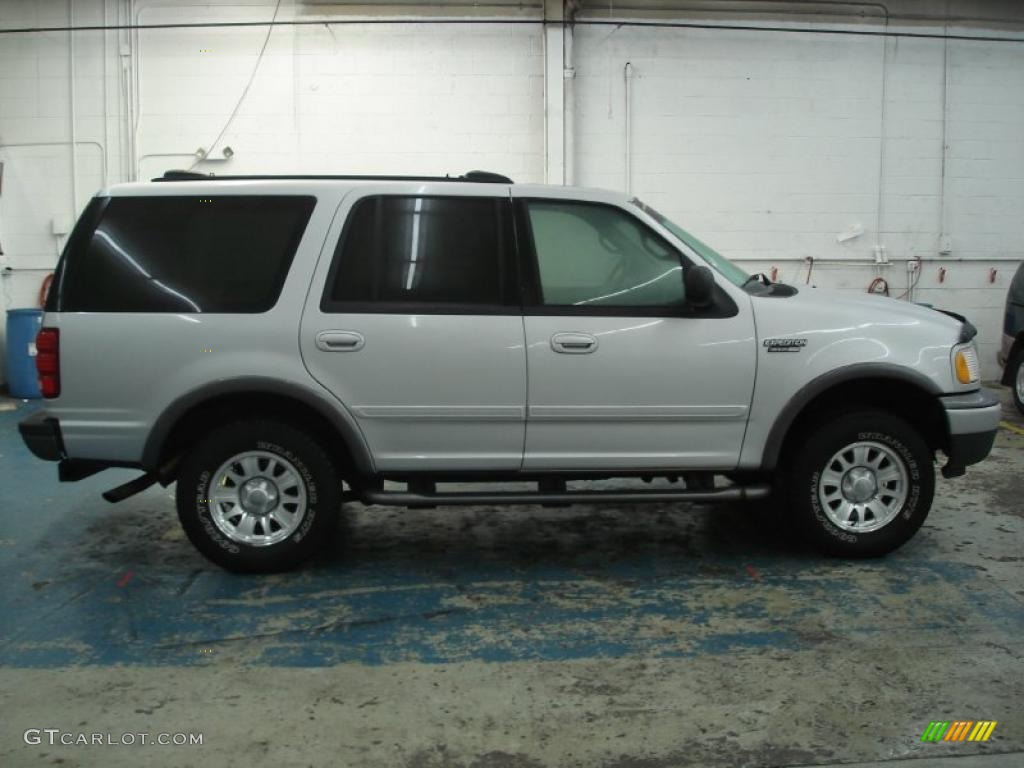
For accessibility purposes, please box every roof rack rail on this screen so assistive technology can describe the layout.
[152,170,514,184]
[159,170,212,181]
[462,170,513,183]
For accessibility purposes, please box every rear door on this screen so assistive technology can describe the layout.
[514,194,757,471]
[300,186,526,471]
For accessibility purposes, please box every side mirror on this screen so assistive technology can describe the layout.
[684,265,715,308]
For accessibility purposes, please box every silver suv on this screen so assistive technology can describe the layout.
[18,170,1002,572]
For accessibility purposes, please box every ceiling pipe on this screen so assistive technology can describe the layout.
[592,0,1024,28]
[67,0,78,216]
[873,3,891,266]
[624,61,633,196]
[579,1,890,23]
[564,3,576,186]
[1,18,1022,43]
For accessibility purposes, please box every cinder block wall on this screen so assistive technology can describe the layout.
[0,0,1021,383]
[574,22,1024,373]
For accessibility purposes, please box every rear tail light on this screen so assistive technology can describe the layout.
[35,328,60,398]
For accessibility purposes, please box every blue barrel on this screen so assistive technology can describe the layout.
[5,309,44,398]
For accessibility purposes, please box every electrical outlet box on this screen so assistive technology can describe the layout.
[939,234,952,254]
[51,216,71,236]
[837,223,864,243]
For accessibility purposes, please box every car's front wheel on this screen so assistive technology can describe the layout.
[789,409,935,557]
[1009,348,1024,415]
[176,420,340,572]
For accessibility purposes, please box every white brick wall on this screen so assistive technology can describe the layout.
[0,1,1021,385]
[573,24,1023,375]
[133,10,544,178]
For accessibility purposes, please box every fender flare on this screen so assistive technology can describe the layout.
[760,363,944,471]
[1002,333,1024,386]
[141,376,374,473]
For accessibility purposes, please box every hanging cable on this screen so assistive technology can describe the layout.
[895,256,923,300]
[38,273,54,307]
[867,276,890,295]
[188,0,283,171]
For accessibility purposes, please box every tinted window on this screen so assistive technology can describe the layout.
[58,196,315,312]
[323,196,514,310]
[527,202,685,307]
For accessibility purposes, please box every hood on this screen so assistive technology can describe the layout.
[750,285,969,358]
[773,286,963,335]
[749,284,968,404]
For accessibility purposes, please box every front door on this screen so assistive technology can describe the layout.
[514,196,756,471]
[300,188,526,471]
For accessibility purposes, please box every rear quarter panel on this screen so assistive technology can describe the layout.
[45,184,345,464]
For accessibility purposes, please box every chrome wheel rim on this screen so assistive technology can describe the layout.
[1016,360,1024,403]
[818,441,908,533]
[209,451,307,546]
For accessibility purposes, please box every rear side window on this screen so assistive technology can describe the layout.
[322,195,516,312]
[56,195,315,312]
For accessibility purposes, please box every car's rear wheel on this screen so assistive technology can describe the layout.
[176,420,339,572]
[789,409,934,557]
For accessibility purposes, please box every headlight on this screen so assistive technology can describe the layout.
[953,344,980,385]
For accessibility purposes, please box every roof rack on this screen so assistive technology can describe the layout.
[153,169,513,184]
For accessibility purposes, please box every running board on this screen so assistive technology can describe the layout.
[361,484,770,507]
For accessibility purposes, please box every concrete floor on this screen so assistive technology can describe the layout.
[0,390,1022,768]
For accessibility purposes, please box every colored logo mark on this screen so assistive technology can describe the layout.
[921,721,997,742]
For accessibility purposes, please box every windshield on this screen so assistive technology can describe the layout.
[630,198,750,288]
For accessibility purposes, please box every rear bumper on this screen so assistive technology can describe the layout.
[19,413,150,482]
[939,388,1001,476]
[17,411,64,461]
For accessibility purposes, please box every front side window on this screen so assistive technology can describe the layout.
[58,195,315,312]
[527,201,686,308]
[323,196,513,310]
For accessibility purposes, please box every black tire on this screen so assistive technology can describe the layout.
[789,409,934,558]
[176,420,340,573]
[1009,349,1024,415]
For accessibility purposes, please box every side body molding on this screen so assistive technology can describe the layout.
[140,376,374,473]
[759,363,944,471]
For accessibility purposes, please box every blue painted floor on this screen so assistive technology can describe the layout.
[2,396,1024,767]
[2,398,1024,670]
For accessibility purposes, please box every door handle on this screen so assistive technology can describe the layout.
[316,331,365,352]
[551,332,598,354]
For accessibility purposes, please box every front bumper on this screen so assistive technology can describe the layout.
[17,411,64,461]
[939,388,1001,477]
